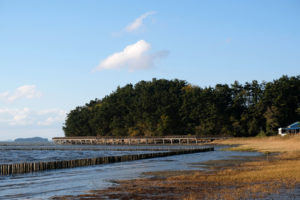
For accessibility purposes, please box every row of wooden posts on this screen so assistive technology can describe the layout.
[52,136,216,145]
[0,147,213,176]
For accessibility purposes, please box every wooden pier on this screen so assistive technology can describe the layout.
[0,147,214,176]
[52,136,217,145]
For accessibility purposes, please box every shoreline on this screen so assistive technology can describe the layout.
[52,136,300,200]
[1,144,254,199]
[52,152,267,200]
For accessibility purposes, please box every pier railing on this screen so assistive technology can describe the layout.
[52,136,224,145]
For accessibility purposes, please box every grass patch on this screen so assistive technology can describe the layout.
[214,135,300,153]
[221,147,257,152]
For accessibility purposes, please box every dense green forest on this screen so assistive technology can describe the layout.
[63,75,300,137]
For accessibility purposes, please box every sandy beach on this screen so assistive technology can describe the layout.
[52,135,300,200]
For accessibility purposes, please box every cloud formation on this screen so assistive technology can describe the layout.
[0,108,66,126]
[96,40,169,71]
[125,11,155,32]
[37,109,67,126]
[0,85,41,103]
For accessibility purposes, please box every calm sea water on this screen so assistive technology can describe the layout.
[0,143,261,200]
[0,142,173,164]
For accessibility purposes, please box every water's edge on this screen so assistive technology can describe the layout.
[0,144,261,200]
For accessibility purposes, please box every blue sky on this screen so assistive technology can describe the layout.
[0,0,299,140]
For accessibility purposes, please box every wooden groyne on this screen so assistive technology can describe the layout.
[52,136,219,145]
[0,147,213,176]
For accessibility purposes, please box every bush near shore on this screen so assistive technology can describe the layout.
[63,75,300,137]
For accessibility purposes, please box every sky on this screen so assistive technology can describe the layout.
[0,0,299,140]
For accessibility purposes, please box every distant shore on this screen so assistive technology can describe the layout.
[52,135,300,200]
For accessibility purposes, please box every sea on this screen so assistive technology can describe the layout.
[0,142,261,199]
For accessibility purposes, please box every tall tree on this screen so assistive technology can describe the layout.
[63,75,300,137]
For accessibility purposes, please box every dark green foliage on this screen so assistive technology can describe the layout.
[63,76,300,137]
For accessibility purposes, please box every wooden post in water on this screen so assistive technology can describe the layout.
[0,147,213,176]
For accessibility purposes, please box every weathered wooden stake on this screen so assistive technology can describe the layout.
[0,147,213,176]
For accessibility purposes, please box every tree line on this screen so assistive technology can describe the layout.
[63,75,300,137]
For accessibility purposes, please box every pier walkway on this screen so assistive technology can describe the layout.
[52,136,219,145]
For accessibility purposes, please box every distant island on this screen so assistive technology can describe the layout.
[14,137,49,143]
[63,75,300,137]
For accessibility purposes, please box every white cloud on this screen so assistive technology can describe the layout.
[96,40,169,71]
[0,85,42,103]
[125,11,155,32]
[37,109,66,126]
[0,108,66,126]
[0,108,31,125]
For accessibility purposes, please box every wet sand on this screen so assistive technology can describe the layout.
[52,154,274,200]
[52,137,300,199]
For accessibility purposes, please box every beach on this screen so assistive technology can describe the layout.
[52,136,300,200]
